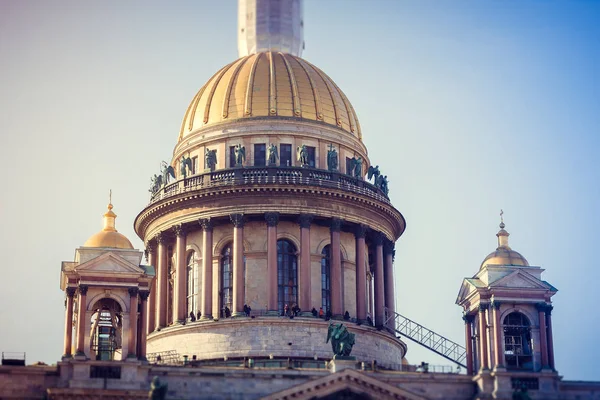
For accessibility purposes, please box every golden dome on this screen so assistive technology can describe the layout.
[179,52,362,141]
[84,203,133,249]
[480,219,528,269]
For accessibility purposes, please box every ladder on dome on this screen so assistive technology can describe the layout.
[385,310,467,368]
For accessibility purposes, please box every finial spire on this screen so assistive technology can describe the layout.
[108,189,113,210]
[103,191,117,232]
[496,209,510,249]
[499,209,505,229]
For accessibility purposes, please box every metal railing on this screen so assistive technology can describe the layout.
[149,165,389,205]
[385,311,467,368]
[146,350,180,365]
[1,352,25,366]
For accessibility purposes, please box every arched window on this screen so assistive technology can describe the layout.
[321,245,331,312]
[220,244,233,317]
[186,252,197,318]
[277,239,297,314]
[504,312,533,370]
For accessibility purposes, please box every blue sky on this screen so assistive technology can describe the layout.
[0,1,598,380]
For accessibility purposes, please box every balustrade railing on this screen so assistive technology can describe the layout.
[149,166,390,205]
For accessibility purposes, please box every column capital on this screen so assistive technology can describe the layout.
[491,301,502,310]
[264,212,280,227]
[156,232,166,245]
[462,314,475,323]
[383,240,395,255]
[230,213,245,228]
[545,304,554,316]
[373,232,384,246]
[199,218,213,231]
[78,285,88,296]
[536,302,549,312]
[478,303,489,312]
[66,287,77,297]
[298,214,313,229]
[330,218,342,232]
[128,287,139,298]
[173,224,187,237]
[145,242,155,253]
[139,291,150,301]
[354,224,367,239]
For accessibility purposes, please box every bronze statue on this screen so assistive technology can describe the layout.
[148,376,168,400]
[367,165,380,183]
[161,161,175,186]
[205,148,217,171]
[149,174,162,194]
[349,156,363,179]
[327,144,338,171]
[234,144,246,167]
[180,156,193,178]
[297,144,309,167]
[380,175,389,196]
[267,143,278,165]
[326,322,355,357]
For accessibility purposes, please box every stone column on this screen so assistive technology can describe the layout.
[373,233,385,327]
[63,287,76,358]
[354,225,367,323]
[536,303,550,369]
[330,218,343,318]
[156,233,168,329]
[128,287,139,358]
[546,305,555,370]
[139,291,149,361]
[298,214,313,314]
[463,314,475,375]
[265,213,279,314]
[383,240,395,329]
[145,243,156,335]
[75,284,88,356]
[492,301,504,369]
[478,303,489,371]
[230,213,245,317]
[199,218,213,320]
[174,225,187,324]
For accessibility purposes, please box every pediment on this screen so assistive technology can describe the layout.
[261,368,427,400]
[489,270,549,290]
[75,252,144,275]
[456,278,481,305]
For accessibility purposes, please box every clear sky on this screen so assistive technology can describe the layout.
[1,0,598,380]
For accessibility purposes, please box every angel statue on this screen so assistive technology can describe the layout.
[379,175,389,196]
[234,144,246,167]
[267,143,278,165]
[149,174,162,194]
[180,156,193,179]
[326,322,356,358]
[327,143,338,171]
[161,161,176,186]
[367,165,380,183]
[349,156,363,179]
[148,376,168,400]
[205,148,217,171]
[297,144,309,167]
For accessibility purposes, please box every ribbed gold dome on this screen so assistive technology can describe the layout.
[83,204,133,250]
[179,52,362,141]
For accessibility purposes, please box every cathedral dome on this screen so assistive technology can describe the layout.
[84,204,133,249]
[179,51,361,141]
[480,221,528,269]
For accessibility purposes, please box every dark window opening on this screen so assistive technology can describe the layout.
[191,156,198,175]
[306,146,316,167]
[346,157,354,175]
[277,240,297,314]
[229,146,236,168]
[254,144,266,166]
[221,244,233,316]
[280,144,292,166]
[504,312,533,370]
[321,245,331,313]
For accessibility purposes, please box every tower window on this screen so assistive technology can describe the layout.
[277,239,297,314]
[504,312,533,370]
[221,244,233,317]
[321,245,331,313]
[254,143,266,166]
[306,146,316,167]
[229,146,236,168]
[346,157,354,175]
[191,156,198,175]
[280,144,292,166]
[187,252,197,318]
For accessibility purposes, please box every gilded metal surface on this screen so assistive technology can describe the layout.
[179,51,362,141]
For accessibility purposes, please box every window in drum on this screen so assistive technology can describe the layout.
[306,146,316,167]
[254,143,266,166]
[277,239,298,314]
[229,146,236,168]
[221,244,233,317]
[321,245,331,313]
[280,144,292,166]
[186,252,197,319]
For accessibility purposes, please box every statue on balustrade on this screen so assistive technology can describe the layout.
[148,376,168,400]
[149,174,162,195]
[234,144,246,167]
[297,144,309,167]
[379,175,389,196]
[161,161,176,186]
[326,322,356,358]
[205,148,217,171]
[327,143,338,171]
[180,155,193,178]
[349,156,363,179]
[267,143,278,165]
[367,165,380,183]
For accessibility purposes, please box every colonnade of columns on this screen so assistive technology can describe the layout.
[145,213,397,333]
[62,284,149,361]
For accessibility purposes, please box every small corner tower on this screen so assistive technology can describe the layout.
[456,212,558,397]
[60,197,155,362]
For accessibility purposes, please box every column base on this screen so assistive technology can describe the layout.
[266,310,280,316]
[300,311,316,318]
[332,314,344,321]
[232,312,246,318]
[73,352,87,361]
[199,315,213,321]
[61,354,72,361]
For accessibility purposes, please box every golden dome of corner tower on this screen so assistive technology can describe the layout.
[84,201,133,250]
[178,52,362,142]
[480,211,529,269]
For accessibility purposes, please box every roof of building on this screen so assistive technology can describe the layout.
[83,203,133,250]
